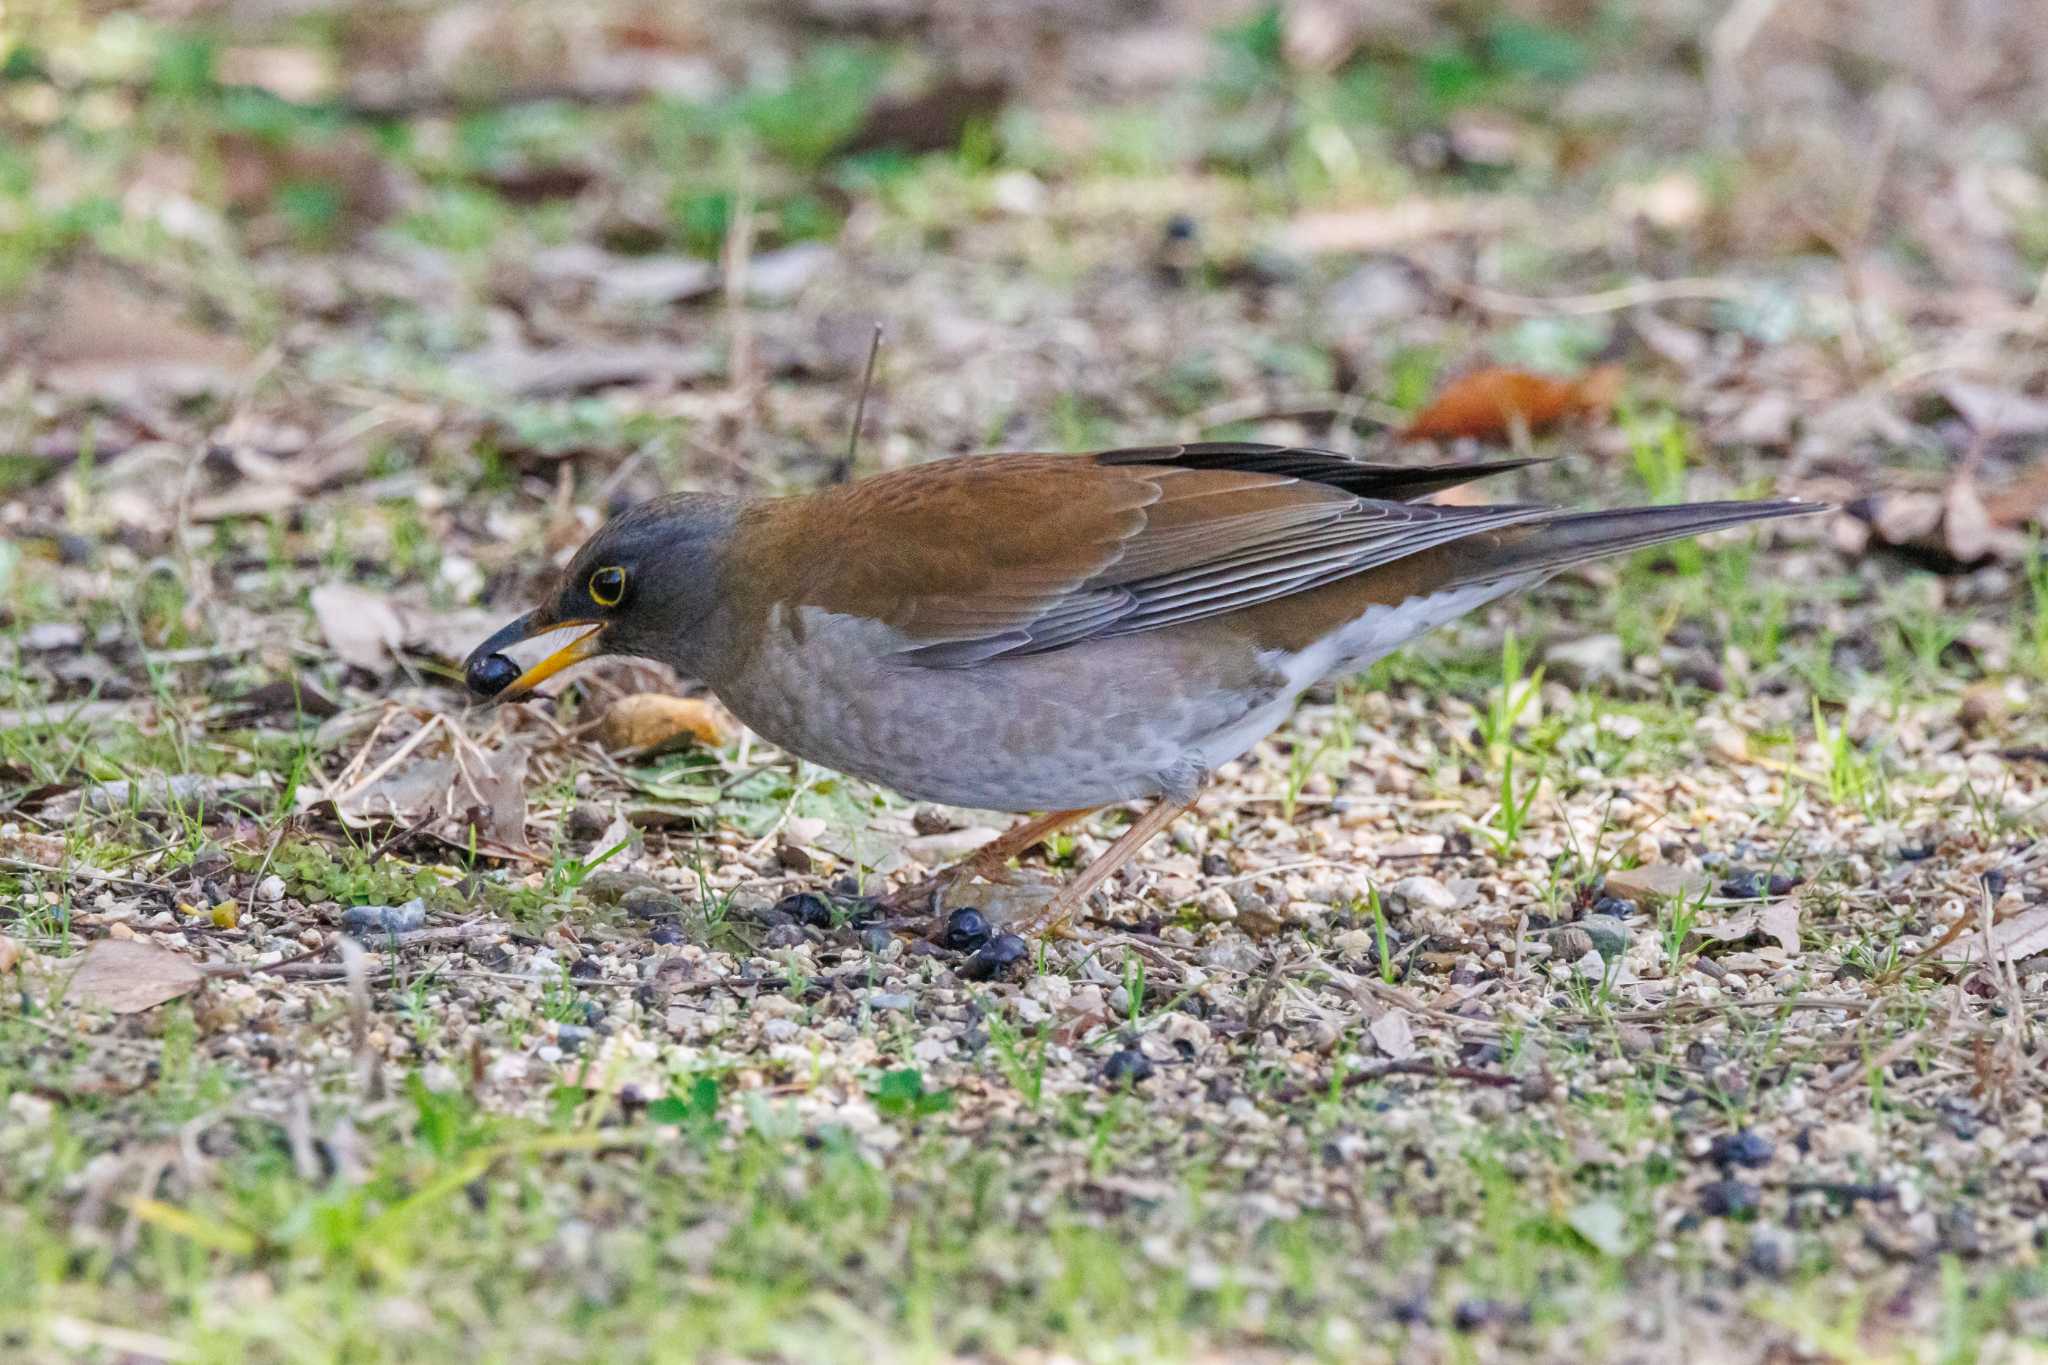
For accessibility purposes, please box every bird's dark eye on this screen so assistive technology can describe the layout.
[588,566,627,607]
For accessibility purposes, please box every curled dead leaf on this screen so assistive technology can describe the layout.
[597,694,733,753]
[1694,901,1801,957]
[1947,905,2048,965]
[1401,365,1622,442]
[311,583,408,673]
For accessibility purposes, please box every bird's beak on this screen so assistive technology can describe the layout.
[466,611,605,698]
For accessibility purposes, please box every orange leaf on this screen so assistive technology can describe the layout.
[1401,364,1622,442]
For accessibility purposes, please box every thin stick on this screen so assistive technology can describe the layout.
[831,324,884,484]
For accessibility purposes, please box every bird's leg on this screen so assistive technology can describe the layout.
[1013,795,1195,939]
[883,807,1096,915]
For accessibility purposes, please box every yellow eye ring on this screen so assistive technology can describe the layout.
[588,566,627,607]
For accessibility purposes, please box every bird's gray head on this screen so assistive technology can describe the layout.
[464,493,742,698]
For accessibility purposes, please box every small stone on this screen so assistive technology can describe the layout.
[1385,875,1456,914]
[960,933,1030,982]
[1591,896,1634,918]
[942,907,991,953]
[254,874,286,904]
[1603,865,1711,906]
[340,899,426,937]
[1698,1180,1760,1217]
[23,622,86,652]
[649,922,684,946]
[1550,926,1595,961]
[567,803,610,841]
[859,926,895,954]
[1577,914,1630,957]
[621,888,687,921]
[1959,681,2008,731]
[1709,1131,1774,1169]
[0,934,20,973]
[1745,1226,1794,1277]
[1101,1048,1155,1087]
[761,923,808,949]
[1544,633,1624,686]
[867,992,913,1011]
[557,1024,591,1053]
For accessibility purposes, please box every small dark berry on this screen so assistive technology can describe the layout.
[1698,1180,1760,1217]
[466,651,522,698]
[1897,843,1936,862]
[1708,1131,1774,1169]
[1164,212,1198,242]
[960,933,1030,981]
[1101,1048,1155,1087]
[1766,873,1801,896]
[1984,869,2008,897]
[943,907,992,952]
[774,892,835,928]
[1719,871,1764,899]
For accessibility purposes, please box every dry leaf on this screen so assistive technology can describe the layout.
[1369,1007,1416,1060]
[1948,905,2048,964]
[311,583,409,673]
[328,711,533,857]
[1940,379,2048,436]
[1604,864,1711,905]
[32,271,255,402]
[597,695,733,753]
[1401,365,1622,442]
[0,934,20,974]
[67,939,205,1014]
[1695,901,1801,956]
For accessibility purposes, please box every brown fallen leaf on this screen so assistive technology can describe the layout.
[328,710,533,857]
[1694,901,1801,956]
[597,694,733,753]
[1401,365,1623,442]
[0,934,20,974]
[1946,905,2048,965]
[1369,1007,1417,1061]
[29,270,256,403]
[311,583,408,673]
[67,938,205,1014]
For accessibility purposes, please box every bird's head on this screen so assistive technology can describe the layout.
[464,493,741,700]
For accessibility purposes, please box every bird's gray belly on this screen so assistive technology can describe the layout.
[713,609,1285,812]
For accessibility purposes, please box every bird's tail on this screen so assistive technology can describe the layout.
[1447,499,1822,585]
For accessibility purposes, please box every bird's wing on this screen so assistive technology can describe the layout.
[741,448,1549,668]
